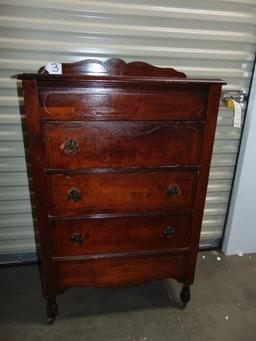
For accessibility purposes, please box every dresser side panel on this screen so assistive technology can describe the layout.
[22,80,57,297]
[187,84,222,284]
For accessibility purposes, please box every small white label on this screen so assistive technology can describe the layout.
[233,100,242,128]
[45,62,62,74]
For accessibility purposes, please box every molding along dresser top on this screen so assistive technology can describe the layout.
[17,58,225,323]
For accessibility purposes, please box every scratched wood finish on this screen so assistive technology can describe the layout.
[52,214,191,256]
[17,58,225,322]
[43,121,203,168]
[47,171,197,216]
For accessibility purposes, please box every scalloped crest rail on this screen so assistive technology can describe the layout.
[39,58,187,78]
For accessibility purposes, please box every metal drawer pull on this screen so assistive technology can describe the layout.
[69,233,83,245]
[166,185,180,198]
[62,138,79,155]
[163,226,175,238]
[67,188,81,202]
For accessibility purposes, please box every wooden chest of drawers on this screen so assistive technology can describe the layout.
[18,58,225,323]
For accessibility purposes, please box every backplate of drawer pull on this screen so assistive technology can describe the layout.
[166,185,180,198]
[163,226,175,238]
[61,138,80,155]
[67,188,82,202]
[69,233,83,245]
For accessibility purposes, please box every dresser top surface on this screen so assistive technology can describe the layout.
[17,74,226,85]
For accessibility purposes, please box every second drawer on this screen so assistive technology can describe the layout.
[43,121,203,168]
[51,214,191,257]
[47,171,198,217]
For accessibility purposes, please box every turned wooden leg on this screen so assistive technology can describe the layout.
[180,285,191,307]
[47,297,58,324]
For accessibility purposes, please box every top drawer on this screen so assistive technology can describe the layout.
[38,84,208,121]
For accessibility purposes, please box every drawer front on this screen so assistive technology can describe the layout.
[52,214,191,256]
[54,254,186,289]
[44,121,203,168]
[38,85,207,121]
[47,171,197,217]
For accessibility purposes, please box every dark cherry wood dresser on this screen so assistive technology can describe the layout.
[18,58,225,323]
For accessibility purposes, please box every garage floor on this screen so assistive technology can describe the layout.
[0,250,256,341]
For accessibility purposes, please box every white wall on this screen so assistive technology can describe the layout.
[222,64,256,255]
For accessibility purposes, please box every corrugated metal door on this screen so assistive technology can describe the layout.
[0,0,255,262]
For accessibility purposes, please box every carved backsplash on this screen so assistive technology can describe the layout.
[39,58,187,78]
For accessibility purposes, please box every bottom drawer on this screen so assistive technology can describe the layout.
[54,253,186,289]
[52,214,191,256]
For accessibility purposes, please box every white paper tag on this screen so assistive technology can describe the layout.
[45,62,62,74]
[233,100,242,128]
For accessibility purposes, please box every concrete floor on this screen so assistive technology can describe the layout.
[0,250,256,341]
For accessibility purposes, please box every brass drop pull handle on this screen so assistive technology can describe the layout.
[62,138,79,155]
[163,226,175,238]
[166,185,180,198]
[67,188,81,202]
[69,233,83,245]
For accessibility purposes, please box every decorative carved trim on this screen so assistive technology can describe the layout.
[39,58,187,78]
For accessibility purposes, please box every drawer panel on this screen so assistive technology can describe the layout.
[44,121,203,168]
[38,85,207,121]
[54,253,186,289]
[52,214,191,256]
[47,171,197,217]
